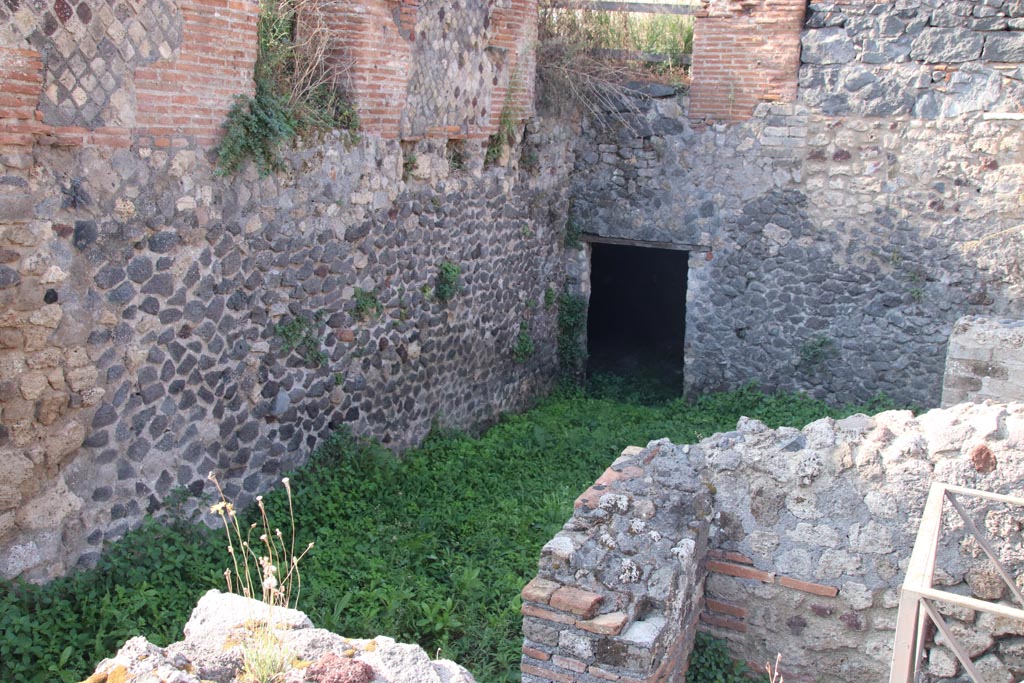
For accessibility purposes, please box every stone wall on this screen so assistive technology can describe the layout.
[943,316,1024,406]
[524,401,1024,683]
[0,0,577,581]
[571,0,1024,407]
[520,445,712,683]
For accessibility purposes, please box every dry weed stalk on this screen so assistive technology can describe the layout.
[259,0,353,126]
[765,653,784,683]
[208,473,314,683]
[207,472,314,610]
[536,1,667,132]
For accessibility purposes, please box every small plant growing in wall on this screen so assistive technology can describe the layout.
[275,312,327,367]
[353,288,383,321]
[446,140,465,172]
[435,261,462,303]
[485,69,523,167]
[513,321,535,363]
[544,286,557,309]
[216,0,359,176]
[561,205,585,250]
[403,151,417,180]
[557,291,587,374]
[798,335,835,366]
[685,633,755,683]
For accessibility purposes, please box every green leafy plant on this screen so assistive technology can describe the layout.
[1,378,902,683]
[544,286,557,309]
[564,216,582,250]
[435,261,462,303]
[485,73,522,166]
[798,336,835,366]
[686,633,760,683]
[403,152,417,180]
[557,292,588,373]
[520,148,539,171]
[216,0,358,176]
[513,321,535,363]
[275,313,327,367]
[353,288,382,321]
[447,141,465,172]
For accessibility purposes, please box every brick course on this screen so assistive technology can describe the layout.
[689,0,805,121]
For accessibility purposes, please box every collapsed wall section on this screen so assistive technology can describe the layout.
[0,0,574,582]
[524,402,1024,683]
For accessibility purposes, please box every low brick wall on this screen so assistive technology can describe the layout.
[524,402,1024,683]
[942,316,1024,406]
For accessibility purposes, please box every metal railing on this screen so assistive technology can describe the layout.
[889,483,1024,683]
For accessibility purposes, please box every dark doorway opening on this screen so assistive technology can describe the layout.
[587,241,688,388]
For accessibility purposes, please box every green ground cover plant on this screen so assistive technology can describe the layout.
[0,379,894,683]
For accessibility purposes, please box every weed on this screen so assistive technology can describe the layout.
[909,286,924,303]
[564,216,582,250]
[557,292,587,373]
[485,73,522,166]
[403,152,417,180]
[521,225,534,239]
[353,288,382,321]
[435,261,462,303]
[1,382,903,683]
[446,141,465,172]
[275,313,327,367]
[544,286,557,309]
[208,474,312,683]
[238,626,293,683]
[333,372,345,387]
[798,336,835,366]
[686,633,759,683]
[216,0,358,176]
[520,149,539,171]
[765,653,784,683]
[513,321,535,363]
[536,2,688,127]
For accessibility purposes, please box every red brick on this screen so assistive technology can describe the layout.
[577,611,628,636]
[705,560,774,583]
[552,655,587,673]
[700,611,748,632]
[522,662,575,683]
[521,604,577,625]
[705,598,747,619]
[707,549,754,565]
[778,576,839,597]
[550,586,603,618]
[588,665,621,681]
[574,484,605,510]
[522,577,561,605]
[522,645,551,662]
